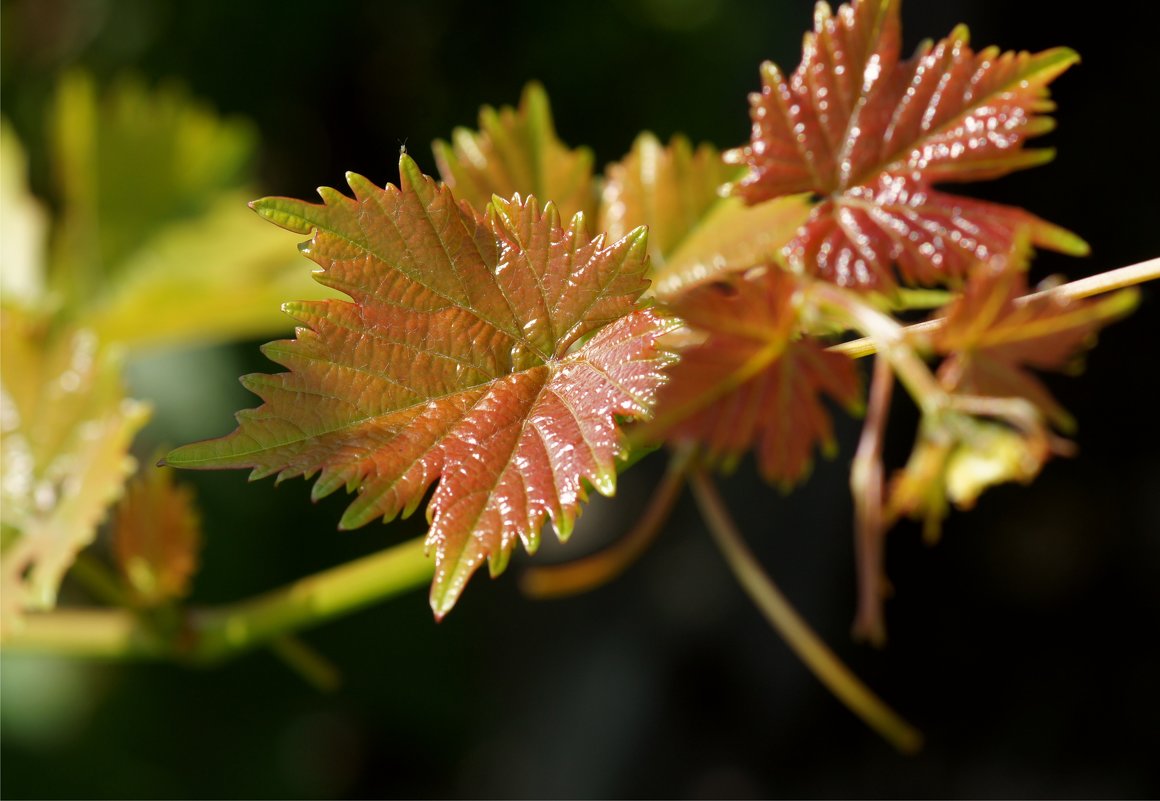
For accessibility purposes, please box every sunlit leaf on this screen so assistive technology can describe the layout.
[111,465,202,606]
[726,0,1085,289]
[600,133,736,266]
[648,266,861,487]
[0,310,150,625]
[166,156,674,616]
[600,131,812,297]
[433,82,597,222]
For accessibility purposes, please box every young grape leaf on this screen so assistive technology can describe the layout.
[934,264,1139,431]
[601,133,736,266]
[0,310,150,625]
[599,132,813,297]
[433,82,597,223]
[165,156,675,617]
[726,0,1087,289]
[887,412,1049,541]
[647,266,861,487]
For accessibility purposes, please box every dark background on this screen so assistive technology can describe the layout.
[2,0,1158,797]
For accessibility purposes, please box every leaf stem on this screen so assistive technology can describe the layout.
[689,468,923,754]
[850,355,893,647]
[831,256,1160,360]
[520,447,692,598]
[1,536,434,663]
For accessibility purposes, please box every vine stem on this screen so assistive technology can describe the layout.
[831,256,1160,360]
[1,536,434,663]
[689,468,923,754]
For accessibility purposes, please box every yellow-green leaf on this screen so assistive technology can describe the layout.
[433,82,596,221]
[0,310,149,624]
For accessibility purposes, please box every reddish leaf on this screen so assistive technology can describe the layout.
[649,266,861,487]
[165,156,674,617]
[727,0,1086,289]
[935,263,1139,430]
[112,465,202,606]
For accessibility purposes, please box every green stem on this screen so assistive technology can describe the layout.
[689,468,923,754]
[1,536,434,663]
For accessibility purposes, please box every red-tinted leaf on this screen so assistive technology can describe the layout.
[165,156,674,616]
[727,0,1086,289]
[935,263,1139,430]
[112,466,202,606]
[649,266,861,487]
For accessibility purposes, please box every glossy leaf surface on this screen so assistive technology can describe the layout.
[649,267,861,487]
[727,0,1085,289]
[166,156,674,616]
[434,82,596,222]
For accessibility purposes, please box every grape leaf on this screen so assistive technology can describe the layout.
[599,132,813,297]
[601,133,736,266]
[111,465,202,607]
[647,266,861,487]
[0,310,150,625]
[726,0,1087,289]
[887,413,1048,541]
[934,264,1139,431]
[165,155,675,617]
[433,82,597,222]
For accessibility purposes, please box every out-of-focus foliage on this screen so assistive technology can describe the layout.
[111,465,202,607]
[0,74,334,625]
[0,310,149,622]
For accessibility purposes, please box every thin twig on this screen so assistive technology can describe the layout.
[689,468,923,754]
